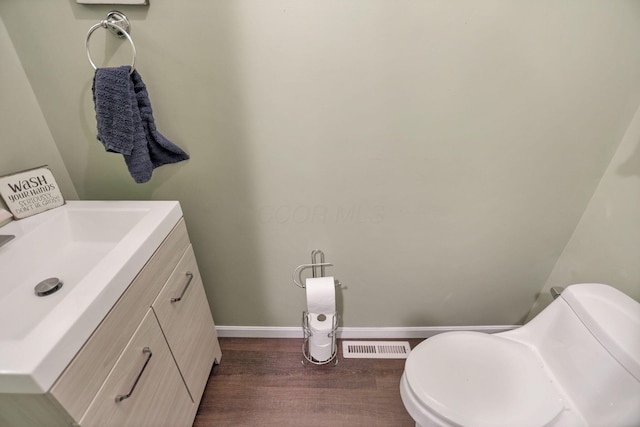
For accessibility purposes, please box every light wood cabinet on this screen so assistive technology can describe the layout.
[0,218,221,427]
[81,311,193,427]
[151,246,219,403]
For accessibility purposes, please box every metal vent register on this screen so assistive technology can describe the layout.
[342,341,411,359]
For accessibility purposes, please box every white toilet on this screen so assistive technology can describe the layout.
[400,283,640,427]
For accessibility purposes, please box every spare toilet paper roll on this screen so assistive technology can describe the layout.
[309,313,334,344]
[305,276,336,313]
[310,341,333,362]
[308,313,335,362]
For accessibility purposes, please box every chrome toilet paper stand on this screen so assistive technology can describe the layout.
[293,249,341,366]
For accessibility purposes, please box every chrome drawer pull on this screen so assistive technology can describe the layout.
[115,347,152,403]
[171,272,194,303]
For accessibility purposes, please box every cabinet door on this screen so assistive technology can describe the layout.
[152,245,221,404]
[81,311,193,427]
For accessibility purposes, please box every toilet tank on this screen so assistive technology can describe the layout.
[509,283,640,426]
[561,283,640,382]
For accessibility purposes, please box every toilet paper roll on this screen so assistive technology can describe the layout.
[309,313,334,344]
[310,341,333,362]
[305,276,336,313]
[308,313,335,361]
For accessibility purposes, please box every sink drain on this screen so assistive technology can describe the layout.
[35,278,63,296]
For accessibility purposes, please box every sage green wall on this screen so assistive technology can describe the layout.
[527,102,640,320]
[0,17,77,207]
[1,1,639,327]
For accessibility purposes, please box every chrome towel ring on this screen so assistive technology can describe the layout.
[86,11,136,74]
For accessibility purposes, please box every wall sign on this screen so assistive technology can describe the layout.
[0,166,65,219]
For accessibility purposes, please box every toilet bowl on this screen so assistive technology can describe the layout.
[400,283,640,427]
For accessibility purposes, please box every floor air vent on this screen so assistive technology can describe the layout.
[342,341,411,359]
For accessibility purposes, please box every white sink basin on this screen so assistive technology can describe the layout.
[0,200,182,393]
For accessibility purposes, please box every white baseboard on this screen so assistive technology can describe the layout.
[215,325,520,339]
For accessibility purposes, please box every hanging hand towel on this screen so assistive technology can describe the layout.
[92,65,189,183]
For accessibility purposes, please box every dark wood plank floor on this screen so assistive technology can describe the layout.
[193,338,423,427]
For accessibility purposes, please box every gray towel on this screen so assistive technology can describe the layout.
[92,66,189,183]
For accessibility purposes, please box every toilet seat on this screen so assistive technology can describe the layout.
[403,331,564,427]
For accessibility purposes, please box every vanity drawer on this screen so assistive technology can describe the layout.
[81,310,193,427]
[152,245,220,403]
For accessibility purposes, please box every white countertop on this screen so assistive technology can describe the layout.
[0,200,183,393]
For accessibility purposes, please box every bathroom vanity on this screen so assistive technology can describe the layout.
[0,202,221,427]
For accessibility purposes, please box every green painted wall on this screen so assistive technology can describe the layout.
[1,0,639,327]
[0,17,77,208]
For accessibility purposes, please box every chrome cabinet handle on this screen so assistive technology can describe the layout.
[115,347,152,403]
[170,272,194,303]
